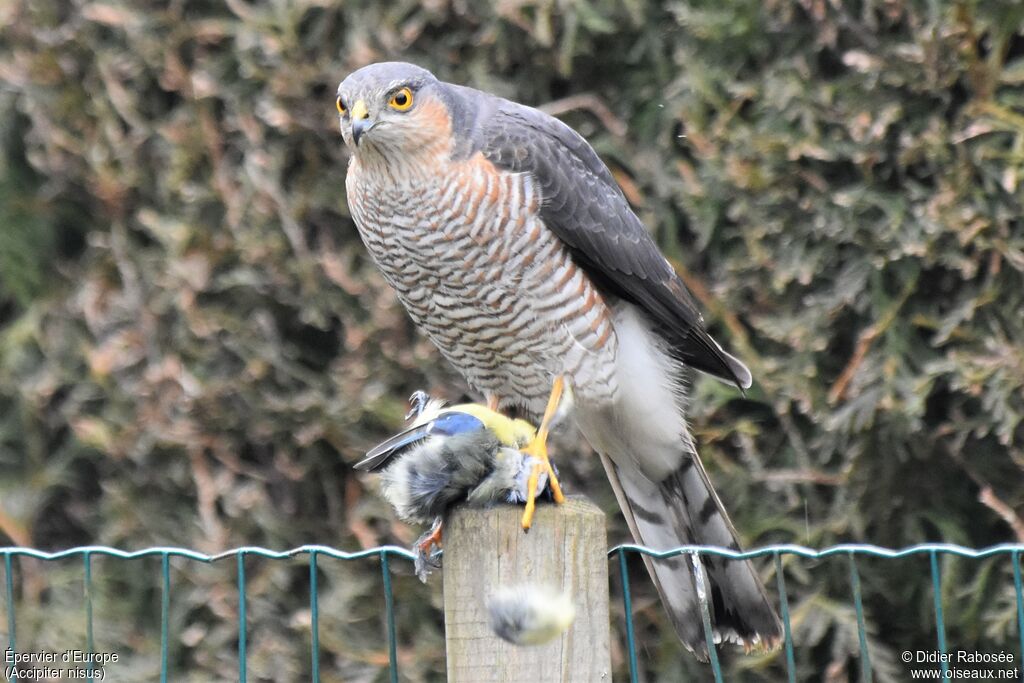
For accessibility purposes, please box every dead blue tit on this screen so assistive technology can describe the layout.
[487,583,576,646]
[356,392,552,579]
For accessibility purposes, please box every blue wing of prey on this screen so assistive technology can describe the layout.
[354,411,486,472]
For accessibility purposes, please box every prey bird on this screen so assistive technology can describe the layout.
[338,61,781,658]
[356,391,550,580]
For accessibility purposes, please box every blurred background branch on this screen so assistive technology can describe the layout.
[1,0,1022,680]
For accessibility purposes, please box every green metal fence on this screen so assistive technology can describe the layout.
[2,543,1023,681]
[614,543,1024,683]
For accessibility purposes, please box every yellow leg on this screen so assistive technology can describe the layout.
[521,376,567,530]
[486,394,500,411]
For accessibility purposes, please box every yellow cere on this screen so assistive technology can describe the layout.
[452,403,537,448]
[352,99,368,121]
[388,87,413,111]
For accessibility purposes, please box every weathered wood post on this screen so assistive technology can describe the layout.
[442,496,611,682]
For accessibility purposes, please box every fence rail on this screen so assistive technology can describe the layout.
[2,542,1023,682]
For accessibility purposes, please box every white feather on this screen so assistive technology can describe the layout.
[487,583,575,646]
[578,303,691,482]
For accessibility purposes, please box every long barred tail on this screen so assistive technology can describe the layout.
[599,449,782,660]
[575,303,781,658]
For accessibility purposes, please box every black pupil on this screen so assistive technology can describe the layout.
[337,98,345,111]
[394,92,407,105]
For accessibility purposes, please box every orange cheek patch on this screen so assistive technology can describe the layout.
[416,98,454,140]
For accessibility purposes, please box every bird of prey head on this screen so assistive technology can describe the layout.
[336,62,451,154]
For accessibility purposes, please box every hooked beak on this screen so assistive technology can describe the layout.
[351,99,373,145]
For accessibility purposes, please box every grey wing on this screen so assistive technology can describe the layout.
[452,86,750,389]
[354,422,434,472]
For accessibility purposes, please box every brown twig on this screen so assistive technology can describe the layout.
[540,94,628,138]
[944,442,1024,542]
[751,468,846,487]
[828,273,918,404]
[189,447,227,551]
[610,167,646,208]
[673,262,751,349]
[978,487,1024,543]
[0,506,30,546]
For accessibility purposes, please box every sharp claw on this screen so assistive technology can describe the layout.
[521,462,542,530]
[514,377,570,531]
[522,439,566,506]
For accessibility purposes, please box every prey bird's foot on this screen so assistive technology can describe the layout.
[406,390,431,420]
[413,549,442,583]
[413,521,444,582]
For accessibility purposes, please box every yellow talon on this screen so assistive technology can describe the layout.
[521,376,567,530]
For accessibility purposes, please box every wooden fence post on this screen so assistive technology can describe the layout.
[443,496,612,682]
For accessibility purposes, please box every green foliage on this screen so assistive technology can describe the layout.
[1,0,1022,680]
[0,102,56,308]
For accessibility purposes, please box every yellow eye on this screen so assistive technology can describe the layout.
[336,96,346,115]
[388,87,413,111]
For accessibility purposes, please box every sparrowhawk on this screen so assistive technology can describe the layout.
[337,61,781,658]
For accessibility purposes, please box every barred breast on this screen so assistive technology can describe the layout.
[346,152,619,416]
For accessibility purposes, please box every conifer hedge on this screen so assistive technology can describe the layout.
[1,1,1022,680]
